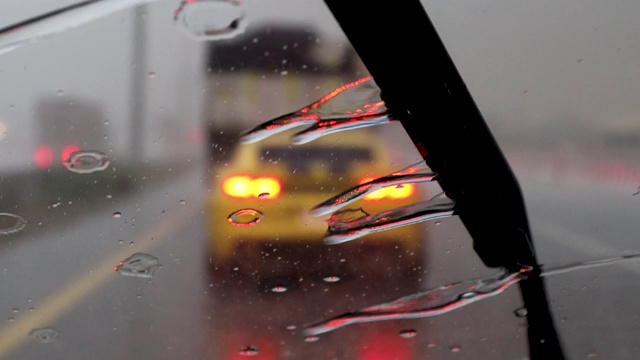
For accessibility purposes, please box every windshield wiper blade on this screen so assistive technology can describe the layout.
[323,1,565,359]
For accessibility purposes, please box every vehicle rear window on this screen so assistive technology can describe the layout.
[260,146,372,173]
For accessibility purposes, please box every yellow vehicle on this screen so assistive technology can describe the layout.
[206,126,428,282]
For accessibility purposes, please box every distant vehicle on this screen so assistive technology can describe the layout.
[206,127,428,283]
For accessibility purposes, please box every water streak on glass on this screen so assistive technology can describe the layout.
[324,192,455,245]
[304,252,640,336]
[0,213,27,235]
[0,0,158,55]
[240,76,391,144]
[311,160,438,216]
[303,268,527,336]
[290,113,393,145]
[173,0,247,41]
[62,150,109,174]
[114,252,161,278]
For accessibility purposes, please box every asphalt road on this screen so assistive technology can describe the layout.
[0,157,637,359]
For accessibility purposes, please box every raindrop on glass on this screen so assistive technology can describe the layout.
[118,240,124,244]
[399,329,417,338]
[514,307,528,318]
[29,327,60,344]
[227,208,263,227]
[238,346,259,356]
[450,346,461,353]
[11,308,18,313]
[304,335,319,342]
[0,213,27,235]
[174,0,247,41]
[435,220,442,226]
[271,285,287,293]
[112,212,122,218]
[62,150,109,174]
[257,192,270,199]
[114,253,161,278]
[147,72,156,78]
[56,90,64,96]
[285,324,297,330]
[51,201,61,208]
[322,276,340,283]
[179,200,186,205]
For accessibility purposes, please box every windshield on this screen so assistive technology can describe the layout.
[0,0,639,359]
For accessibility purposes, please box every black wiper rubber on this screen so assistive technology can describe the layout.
[323,0,565,358]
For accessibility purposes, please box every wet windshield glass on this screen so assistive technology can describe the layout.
[0,0,639,359]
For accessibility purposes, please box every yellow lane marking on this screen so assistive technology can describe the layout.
[0,209,193,359]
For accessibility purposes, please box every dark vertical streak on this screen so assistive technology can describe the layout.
[323,0,565,358]
[129,5,147,162]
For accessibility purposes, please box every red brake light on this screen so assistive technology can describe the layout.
[61,144,80,162]
[222,176,281,199]
[360,177,415,200]
[33,145,54,169]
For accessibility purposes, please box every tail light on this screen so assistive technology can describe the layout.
[360,177,415,200]
[222,176,282,199]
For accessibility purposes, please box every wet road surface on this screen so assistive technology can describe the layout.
[0,162,637,359]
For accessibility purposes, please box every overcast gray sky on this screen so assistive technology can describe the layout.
[1,0,640,169]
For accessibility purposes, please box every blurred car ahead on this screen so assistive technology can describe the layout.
[206,127,429,285]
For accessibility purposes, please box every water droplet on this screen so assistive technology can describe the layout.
[147,72,156,78]
[586,351,599,357]
[285,324,297,330]
[322,276,340,283]
[271,285,287,293]
[0,213,27,235]
[514,307,528,318]
[28,307,34,312]
[174,0,247,41]
[51,201,61,208]
[257,192,270,199]
[118,240,124,244]
[62,150,109,174]
[304,335,319,342]
[112,212,122,218]
[29,327,60,343]
[106,194,112,199]
[399,329,417,338]
[435,220,442,226]
[11,308,18,313]
[227,208,263,227]
[179,200,186,205]
[115,253,161,278]
[427,342,436,348]
[7,317,14,322]
[238,346,259,356]
[56,90,64,96]
[450,346,461,352]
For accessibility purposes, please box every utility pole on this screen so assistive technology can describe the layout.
[129,4,147,163]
